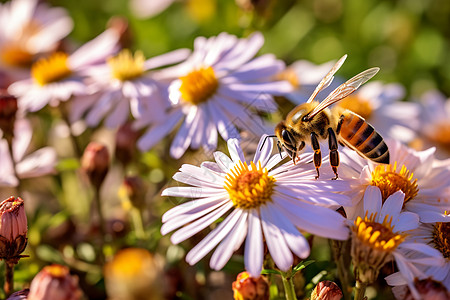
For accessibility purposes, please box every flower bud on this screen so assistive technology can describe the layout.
[27,264,82,300]
[6,289,29,300]
[310,281,343,300]
[392,278,450,300]
[104,248,164,300]
[115,122,139,168]
[0,197,27,260]
[0,90,18,144]
[232,272,269,300]
[121,176,147,210]
[81,142,110,188]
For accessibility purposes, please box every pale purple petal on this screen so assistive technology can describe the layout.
[244,209,264,277]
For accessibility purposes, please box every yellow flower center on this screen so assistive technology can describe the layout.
[45,265,69,278]
[108,49,145,81]
[179,66,218,105]
[31,52,72,86]
[432,212,450,261]
[276,68,299,89]
[337,95,373,119]
[370,162,419,205]
[0,44,33,67]
[353,212,405,252]
[426,122,450,150]
[224,160,276,209]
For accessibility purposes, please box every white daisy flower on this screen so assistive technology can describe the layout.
[161,136,351,277]
[350,186,444,290]
[0,118,57,187]
[338,139,450,219]
[137,32,292,158]
[385,206,450,294]
[0,0,73,78]
[8,27,121,113]
[70,48,190,129]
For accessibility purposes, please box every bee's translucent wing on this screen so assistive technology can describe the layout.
[306,54,347,104]
[306,67,380,119]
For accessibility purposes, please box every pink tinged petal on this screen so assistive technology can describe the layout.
[363,186,382,218]
[69,95,98,123]
[216,86,278,112]
[399,242,445,260]
[186,209,244,265]
[393,212,419,233]
[169,202,234,244]
[260,205,293,271]
[16,147,57,178]
[190,106,207,149]
[265,152,288,171]
[161,198,230,235]
[385,272,408,286]
[201,161,225,175]
[69,28,120,70]
[204,116,218,152]
[227,138,245,164]
[210,211,248,270]
[266,203,310,258]
[245,209,264,277]
[85,91,119,127]
[137,109,183,151]
[215,32,264,70]
[379,191,405,225]
[0,141,19,187]
[175,164,224,188]
[162,194,228,222]
[12,119,32,162]
[207,100,239,141]
[417,210,450,223]
[104,98,130,128]
[225,54,285,81]
[143,49,191,70]
[161,186,225,198]
[29,12,73,53]
[130,0,175,18]
[225,81,293,94]
[392,252,425,285]
[170,106,201,159]
[253,135,273,168]
[213,151,234,172]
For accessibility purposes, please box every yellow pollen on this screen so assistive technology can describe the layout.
[427,122,450,150]
[432,211,450,260]
[224,160,276,209]
[275,68,299,88]
[45,265,69,278]
[1,44,33,67]
[337,95,373,119]
[370,162,419,205]
[108,49,145,81]
[31,52,72,86]
[179,66,218,105]
[353,213,405,252]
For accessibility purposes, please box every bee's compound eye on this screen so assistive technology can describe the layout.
[302,114,309,122]
[282,129,290,142]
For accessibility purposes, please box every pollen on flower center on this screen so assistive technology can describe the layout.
[337,95,373,119]
[353,212,405,252]
[370,162,419,205]
[179,66,219,105]
[1,45,33,67]
[31,52,72,86]
[224,160,276,209]
[276,68,299,89]
[432,212,450,261]
[108,49,145,81]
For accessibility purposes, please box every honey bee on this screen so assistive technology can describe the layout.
[274,54,389,179]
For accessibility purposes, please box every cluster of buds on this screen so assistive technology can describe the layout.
[232,272,269,300]
[0,90,18,145]
[81,142,110,188]
[0,197,27,262]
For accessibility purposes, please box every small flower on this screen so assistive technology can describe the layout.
[104,248,164,300]
[0,197,27,260]
[310,281,343,300]
[339,140,450,219]
[391,277,450,300]
[71,47,189,129]
[232,272,269,300]
[8,27,120,113]
[162,136,350,277]
[137,32,292,158]
[350,186,442,286]
[81,142,110,188]
[0,119,57,187]
[27,264,82,300]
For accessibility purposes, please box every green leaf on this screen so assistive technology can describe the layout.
[261,269,282,275]
[292,260,315,276]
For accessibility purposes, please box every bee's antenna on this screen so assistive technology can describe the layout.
[259,135,277,151]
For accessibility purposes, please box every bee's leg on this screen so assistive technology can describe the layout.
[295,141,305,164]
[327,128,339,180]
[310,132,321,179]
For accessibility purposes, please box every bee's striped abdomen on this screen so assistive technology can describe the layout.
[337,111,389,164]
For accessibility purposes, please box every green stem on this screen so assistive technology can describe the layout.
[354,280,367,300]
[331,239,351,300]
[59,101,82,158]
[93,184,105,263]
[131,207,146,239]
[281,270,297,300]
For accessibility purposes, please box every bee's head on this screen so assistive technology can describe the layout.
[275,122,296,158]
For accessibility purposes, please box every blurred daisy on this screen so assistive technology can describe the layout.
[161,136,351,277]
[137,32,292,158]
[350,187,443,289]
[339,140,450,219]
[385,206,450,293]
[70,48,190,129]
[0,0,73,79]
[8,27,120,113]
[390,277,450,300]
[129,0,176,19]
[0,118,57,187]
[411,90,450,160]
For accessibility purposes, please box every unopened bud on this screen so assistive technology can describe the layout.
[393,278,450,300]
[121,176,147,210]
[310,281,342,300]
[232,272,269,300]
[107,16,132,49]
[28,264,82,300]
[81,142,110,187]
[115,122,139,167]
[0,197,27,261]
[0,90,18,144]
[104,248,164,300]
